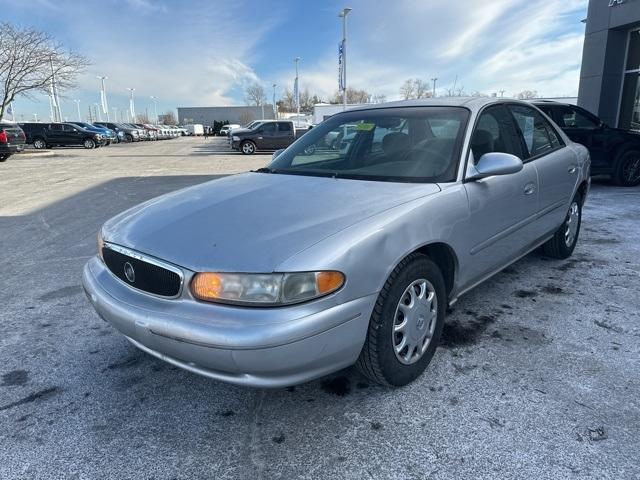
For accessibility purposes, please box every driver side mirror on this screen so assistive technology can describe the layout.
[467,152,523,180]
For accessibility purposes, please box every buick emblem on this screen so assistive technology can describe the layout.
[123,262,136,283]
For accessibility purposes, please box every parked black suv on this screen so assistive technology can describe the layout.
[534,101,640,186]
[0,122,26,162]
[19,122,106,149]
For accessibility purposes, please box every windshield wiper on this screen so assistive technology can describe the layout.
[252,167,278,173]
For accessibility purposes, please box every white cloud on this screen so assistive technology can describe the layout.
[275,0,588,101]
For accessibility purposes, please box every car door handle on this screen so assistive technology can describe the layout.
[524,183,536,195]
[568,165,577,174]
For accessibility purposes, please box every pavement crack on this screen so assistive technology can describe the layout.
[0,387,60,412]
[247,389,266,479]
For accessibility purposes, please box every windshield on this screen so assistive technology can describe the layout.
[269,107,469,183]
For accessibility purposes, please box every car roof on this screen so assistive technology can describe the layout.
[345,97,538,113]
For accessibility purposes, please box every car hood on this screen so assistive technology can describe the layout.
[103,173,441,272]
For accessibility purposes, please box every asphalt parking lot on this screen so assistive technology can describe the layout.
[1,137,639,479]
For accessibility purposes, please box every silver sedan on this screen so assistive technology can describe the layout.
[83,98,590,388]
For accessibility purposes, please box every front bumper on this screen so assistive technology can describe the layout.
[82,256,375,387]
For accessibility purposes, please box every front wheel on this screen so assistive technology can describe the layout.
[240,141,256,155]
[543,194,582,259]
[125,134,134,143]
[83,138,96,149]
[613,151,640,187]
[0,154,9,162]
[33,138,47,150]
[356,253,445,386]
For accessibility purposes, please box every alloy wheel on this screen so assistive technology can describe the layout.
[392,279,437,365]
[242,142,255,154]
[622,155,640,185]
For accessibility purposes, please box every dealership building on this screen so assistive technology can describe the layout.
[177,105,275,126]
[578,0,640,130]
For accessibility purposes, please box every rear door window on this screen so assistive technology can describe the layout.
[277,122,292,132]
[557,106,600,129]
[508,104,563,159]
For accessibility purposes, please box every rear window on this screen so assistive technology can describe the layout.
[277,122,293,132]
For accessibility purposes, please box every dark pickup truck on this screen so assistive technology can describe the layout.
[0,122,26,162]
[231,120,308,155]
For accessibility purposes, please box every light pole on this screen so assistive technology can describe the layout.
[294,57,300,127]
[150,96,158,123]
[339,7,352,111]
[74,99,81,121]
[97,76,109,121]
[431,77,438,98]
[33,113,38,122]
[127,88,136,121]
[94,103,102,122]
[272,83,277,119]
[113,107,118,122]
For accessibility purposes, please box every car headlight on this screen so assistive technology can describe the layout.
[232,135,240,141]
[191,271,345,306]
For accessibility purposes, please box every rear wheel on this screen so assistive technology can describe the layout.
[241,140,256,155]
[543,193,582,259]
[0,154,9,162]
[613,151,640,187]
[33,138,47,149]
[83,138,96,149]
[356,253,445,386]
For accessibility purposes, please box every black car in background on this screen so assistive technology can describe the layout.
[0,122,26,162]
[534,101,640,186]
[19,122,106,149]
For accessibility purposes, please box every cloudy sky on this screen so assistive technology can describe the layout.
[2,0,588,122]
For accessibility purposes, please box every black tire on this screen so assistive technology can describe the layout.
[542,193,582,259]
[83,138,96,149]
[125,134,134,143]
[613,151,640,187]
[356,253,446,387]
[0,154,9,162]
[33,138,47,150]
[240,140,256,155]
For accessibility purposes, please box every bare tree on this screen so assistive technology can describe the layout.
[331,87,372,104]
[516,90,538,100]
[400,79,431,100]
[400,79,415,100]
[239,110,254,125]
[370,94,387,104]
[136,112,150,123]
[0,23,90,119]
[159,110,177,125]
[277,87,296,112]
[245,83,266,106]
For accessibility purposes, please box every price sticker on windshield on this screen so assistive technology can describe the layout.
[356,123,376,131]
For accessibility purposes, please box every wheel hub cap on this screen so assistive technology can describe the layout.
[564,201,579,247]
[392,279,437,365]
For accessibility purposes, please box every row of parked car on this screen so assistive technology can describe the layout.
[19,122,187,150]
